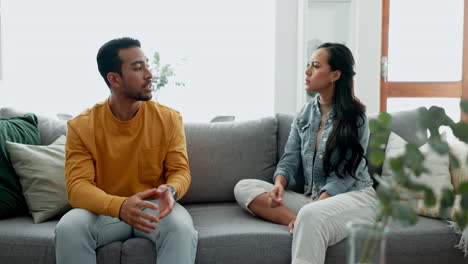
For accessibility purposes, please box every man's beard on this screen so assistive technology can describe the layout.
[123,87,153,101]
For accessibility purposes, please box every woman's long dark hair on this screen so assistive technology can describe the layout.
[318,43,367,179]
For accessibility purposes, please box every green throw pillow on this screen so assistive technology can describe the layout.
[0,114,41,218]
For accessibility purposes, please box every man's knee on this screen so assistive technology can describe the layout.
[55,209,96,242]
[164,215,196,236]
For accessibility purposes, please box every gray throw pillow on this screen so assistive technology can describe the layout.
[6,136,70,223]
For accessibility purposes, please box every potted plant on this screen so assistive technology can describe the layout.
[150,51,186,99]
[347,100,468,263]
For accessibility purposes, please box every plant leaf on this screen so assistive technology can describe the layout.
[449,152,460,170]
[461,99,468,114]
[378,112,392,126]
[376,185,395,205]
[451,122,468,143]
[391,201,418,225]
[390,157,404,172]
[370,151,385,166]
[424,189,437,207]
[460,184,468,209]
[440,188,455,211]
[455,212,468,229]
[428,136,450,155]
[369,119,382,133]
[403,143,424,167]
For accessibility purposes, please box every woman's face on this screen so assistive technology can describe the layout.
[305,48,338,93]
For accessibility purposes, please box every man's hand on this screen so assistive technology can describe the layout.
[154,184,175,220]
[268,183,285,208]
[119,189,160,234]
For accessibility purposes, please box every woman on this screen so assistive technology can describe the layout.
[234,43,376,264]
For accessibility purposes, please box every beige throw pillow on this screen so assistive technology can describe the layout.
[382,132,454,219]
[6,135,70,223]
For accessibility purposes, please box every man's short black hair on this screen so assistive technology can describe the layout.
[96,37,141,88]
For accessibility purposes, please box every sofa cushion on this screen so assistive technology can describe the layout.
[181,117,278,203]
[121,238,156,264]
[187,203,292,264]
[0,208,465,264]
[0,114,41,218]
[384,217,465,263]
[0,216,123,264]
[0,107,67,145]
[0,216,57,264]
[185,203,465,264]
[6,136,71,223]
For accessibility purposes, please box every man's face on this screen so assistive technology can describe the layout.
[116,47,153,101]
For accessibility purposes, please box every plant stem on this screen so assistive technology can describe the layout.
[357,213,389,263]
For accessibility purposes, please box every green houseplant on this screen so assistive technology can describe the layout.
[350,99,468,263]
[150,51,185,97]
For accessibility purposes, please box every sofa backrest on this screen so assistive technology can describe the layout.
[0,106,429,203]
[180,117,278,204]
[275,108,428,188]
[0,107,67,145]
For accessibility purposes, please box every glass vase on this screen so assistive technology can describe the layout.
[346,220,389,264]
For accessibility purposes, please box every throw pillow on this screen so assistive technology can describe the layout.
[406,195,460,220]
[0,114,41,218]
[0,107,67,145]
[6,135,70,223]
[449,138,468,193]
[382,132,454,219]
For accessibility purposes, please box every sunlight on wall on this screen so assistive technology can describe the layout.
[0,0,275,122]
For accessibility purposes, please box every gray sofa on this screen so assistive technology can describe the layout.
[0,107,466,264]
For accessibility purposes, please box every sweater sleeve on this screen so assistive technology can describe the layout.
[164,114,191,200]
[65,122,126,218]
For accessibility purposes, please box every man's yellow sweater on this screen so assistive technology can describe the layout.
[65,100,191,218]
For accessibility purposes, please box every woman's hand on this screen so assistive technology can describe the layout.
[288,217,296,234]
[268,182,285,208]
[318,191,331,200]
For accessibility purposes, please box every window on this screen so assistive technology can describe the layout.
[381,0,468,122]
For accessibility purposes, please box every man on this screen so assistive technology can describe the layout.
[55,37,198,264]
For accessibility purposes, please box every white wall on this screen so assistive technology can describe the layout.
[274,0,382,115]
[352,0,382,114]
[274,0,298,114]
[0,0,381,120]
[0,0,275,122]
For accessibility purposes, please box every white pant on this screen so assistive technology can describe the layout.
[234,179,377,264]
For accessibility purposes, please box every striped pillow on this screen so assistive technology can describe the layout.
[382,132,455,219]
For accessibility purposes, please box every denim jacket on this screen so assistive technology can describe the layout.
[273,95,374,198]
